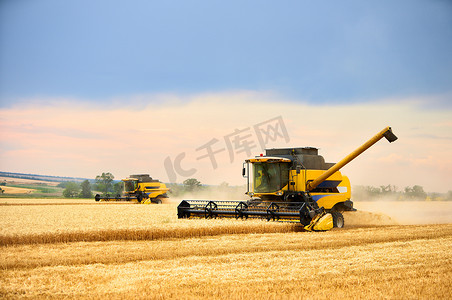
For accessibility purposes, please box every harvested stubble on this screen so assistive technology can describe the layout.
[1,224,451,270]
[1,224,451,299]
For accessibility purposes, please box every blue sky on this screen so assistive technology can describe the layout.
[1,0,451,105]
[1,1,452,191]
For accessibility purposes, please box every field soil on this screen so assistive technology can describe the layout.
[1,198,451,299]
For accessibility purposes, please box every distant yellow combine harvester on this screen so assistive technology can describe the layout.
[95,174,169,204]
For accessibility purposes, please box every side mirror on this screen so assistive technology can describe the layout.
[242,167,246,177]
[296,166,301,174]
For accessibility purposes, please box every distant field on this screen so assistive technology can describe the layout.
[0,186,35,194]
[0,198,451,299]
[0,176,60,186]
[0,198,94,205]
[0,177,69,198]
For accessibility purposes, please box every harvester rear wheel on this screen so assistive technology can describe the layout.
[332,211,344,228]
[155,198,162,204]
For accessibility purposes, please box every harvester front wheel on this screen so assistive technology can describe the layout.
[136,193,143,203]
[332,211,344,228]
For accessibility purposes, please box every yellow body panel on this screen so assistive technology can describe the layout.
[285,169,345,192]
[132,182,169,199]
[314,194,346,210]
[304,213,334,231]
[252,168,351,210]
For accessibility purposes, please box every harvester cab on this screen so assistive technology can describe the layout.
[177,126,397,231]
[95,174,169,204]
[243,148,354,211]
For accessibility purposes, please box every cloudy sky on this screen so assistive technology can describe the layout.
[1,1,451,192]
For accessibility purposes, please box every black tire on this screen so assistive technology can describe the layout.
[95,194,101,202]
[155,198,162,204]
[136,193,143,203]
[332,211,344,228]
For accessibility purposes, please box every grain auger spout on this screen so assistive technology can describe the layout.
[306,126,397,191]
[177,126,398,231]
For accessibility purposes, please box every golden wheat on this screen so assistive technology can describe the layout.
[0,198,94,205]
[1,224,451,299]
[0,202,302,246]
[0,201,402,246]
[1,224,451,270]
[1,198,451,299]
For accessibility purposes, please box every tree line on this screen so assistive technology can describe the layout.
[61,173,452,201]
[60,174,245,199]
[353,184,452,201]
[60,172,122,198]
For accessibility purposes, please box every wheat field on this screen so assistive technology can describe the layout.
[1,198,451,299]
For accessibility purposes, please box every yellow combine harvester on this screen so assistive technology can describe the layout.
[95,174,169,204]
[178,126,398,231]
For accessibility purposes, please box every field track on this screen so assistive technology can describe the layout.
[1,199,451,299]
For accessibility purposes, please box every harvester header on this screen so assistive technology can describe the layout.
[177,126,398,231]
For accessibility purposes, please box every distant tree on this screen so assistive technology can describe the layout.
[63,182,80,198]
[447,191,452,201]
[380,185,397,194]
[167,183,183,197]
[404,185,427,199]
[113,181,124,195]
[183,178,202,192]
[365,186,382,196]
[57,182,69,188]
[95,172,114,195]
[79,180,93,198]
[219,182,229,189]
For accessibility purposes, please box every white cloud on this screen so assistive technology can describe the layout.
[0,91,451,192]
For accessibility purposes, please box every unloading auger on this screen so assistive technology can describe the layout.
[177,126,397,231]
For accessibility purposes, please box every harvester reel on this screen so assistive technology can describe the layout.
[266,202,280,221]
[234,202,249,219]
[204,201,218,219]
[177,200,325,225]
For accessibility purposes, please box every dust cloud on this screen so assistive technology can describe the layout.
[166,192,452,227]
[351,200,452,225]
[166,187,248,204]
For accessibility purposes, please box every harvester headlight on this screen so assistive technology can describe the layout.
[276,191,283,196]
[249,192,254,196]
